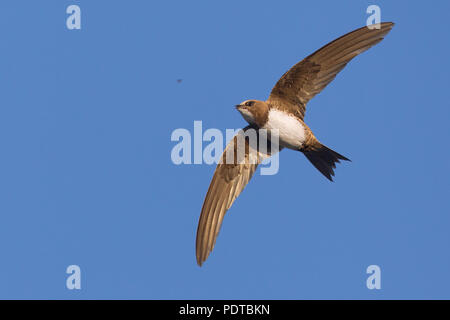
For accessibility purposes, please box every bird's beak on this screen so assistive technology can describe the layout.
[235,104,244,110]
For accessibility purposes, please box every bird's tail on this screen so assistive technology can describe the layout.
[302,144,350,181]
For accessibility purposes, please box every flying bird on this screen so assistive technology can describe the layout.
[196,22,394,266]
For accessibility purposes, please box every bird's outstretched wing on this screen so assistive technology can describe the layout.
[196,126,278,266]
[268,22,394,119]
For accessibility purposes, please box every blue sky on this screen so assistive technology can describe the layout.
[0,0,449,299]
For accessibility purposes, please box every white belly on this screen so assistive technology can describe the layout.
[263,109,306,150]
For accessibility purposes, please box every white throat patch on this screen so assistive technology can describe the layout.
[238,108,256,125]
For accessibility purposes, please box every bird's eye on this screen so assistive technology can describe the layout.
[245,101,254,107]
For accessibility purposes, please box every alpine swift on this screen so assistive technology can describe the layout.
[196,22,394,266]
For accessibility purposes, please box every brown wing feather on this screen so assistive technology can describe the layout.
[195,126,277,266]
[268,22,394,119]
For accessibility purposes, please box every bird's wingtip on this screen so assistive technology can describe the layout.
[196,253,205,267]
[382,21,395,29]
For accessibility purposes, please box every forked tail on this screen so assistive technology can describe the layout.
[302,144,350,181]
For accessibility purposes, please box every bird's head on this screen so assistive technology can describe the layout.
[235,100,269,127]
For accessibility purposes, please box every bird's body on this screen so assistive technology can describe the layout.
[264,108,306,150]
[196,22,395,266]
[237,99,308,150]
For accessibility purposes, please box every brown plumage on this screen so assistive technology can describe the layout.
[196,126,279,265]
[196,23,394,266]
[268,22,395,120]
